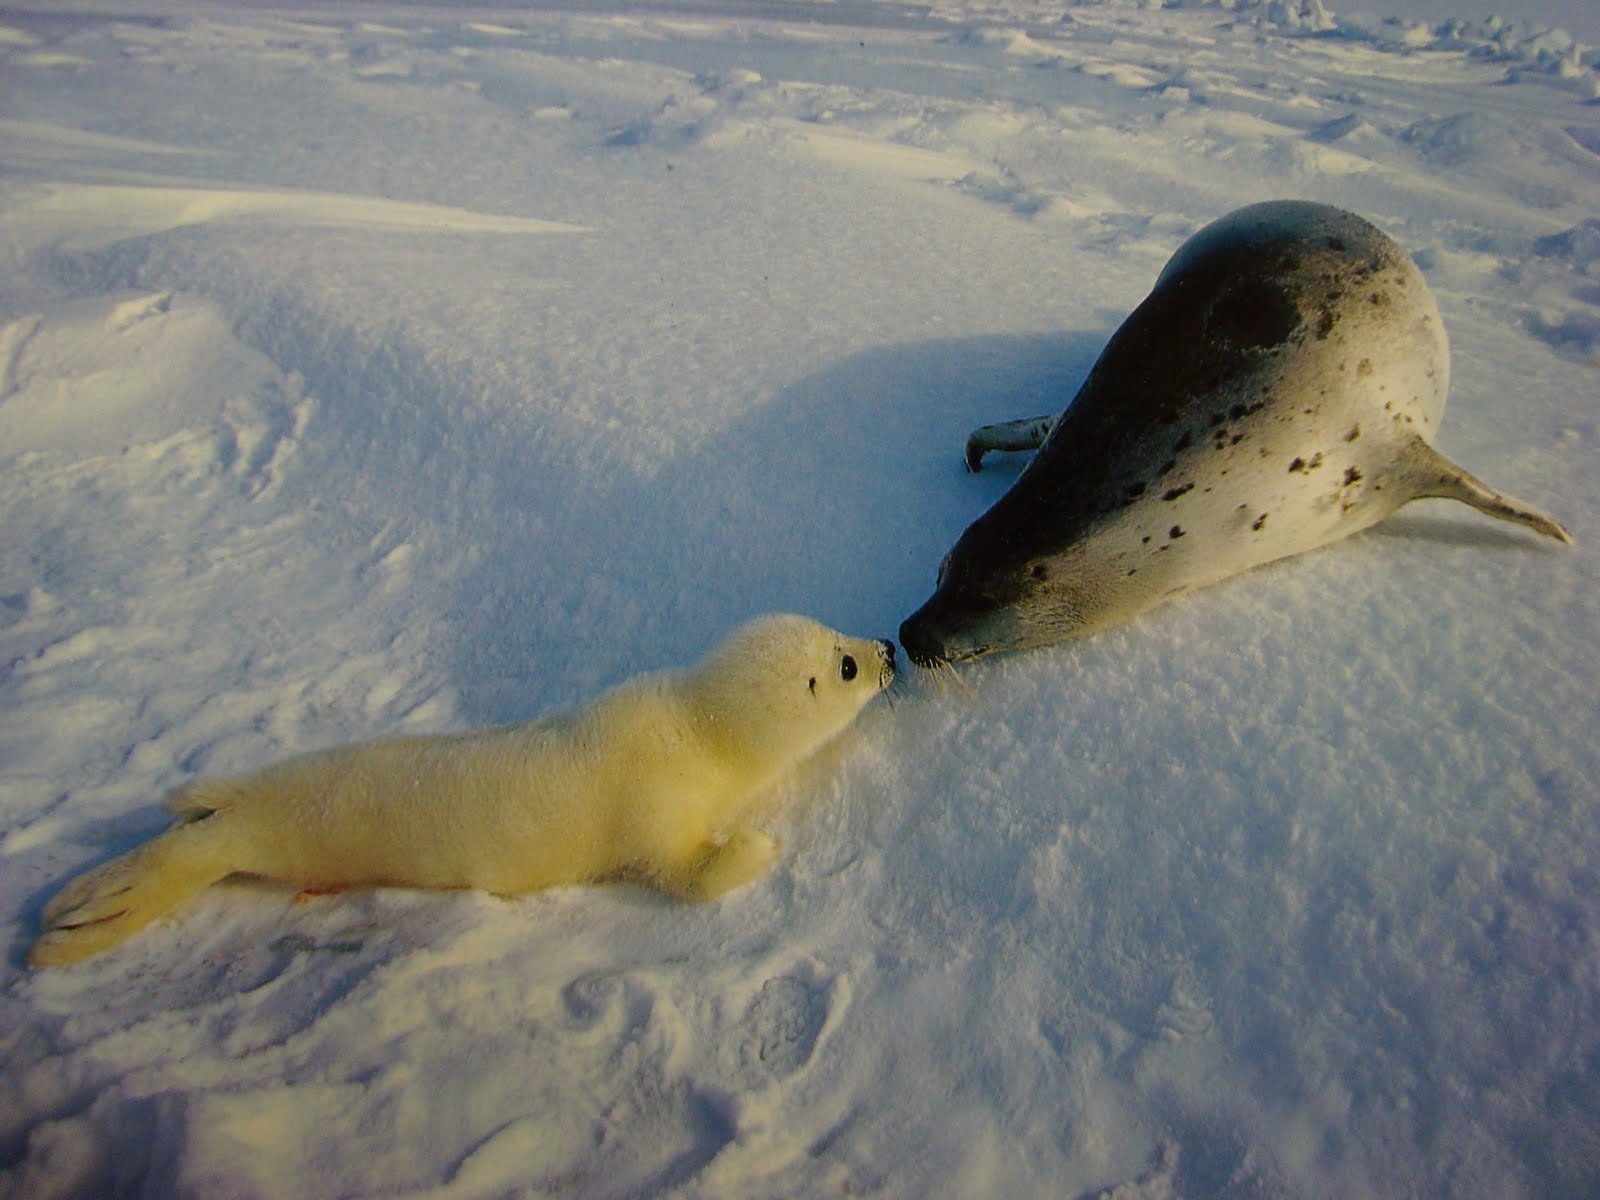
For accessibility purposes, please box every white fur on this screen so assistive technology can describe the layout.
[30,615,894,966]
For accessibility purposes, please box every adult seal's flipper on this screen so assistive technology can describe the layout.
[1399,438,1574,544]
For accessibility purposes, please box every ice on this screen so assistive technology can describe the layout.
[2,1,1597,1197]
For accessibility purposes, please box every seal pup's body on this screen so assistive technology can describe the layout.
[901,201,1572,665]
[31,615,896,966]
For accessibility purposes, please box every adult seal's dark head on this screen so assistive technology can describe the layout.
[900,200,1572,668]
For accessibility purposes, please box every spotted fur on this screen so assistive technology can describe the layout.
[903,201,1572,666]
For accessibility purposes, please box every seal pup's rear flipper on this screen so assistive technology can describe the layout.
[165,776,248,819]
[1400,438,1574,544]
[28,816,243,967]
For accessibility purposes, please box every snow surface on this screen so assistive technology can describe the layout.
[2,1,1597,1196]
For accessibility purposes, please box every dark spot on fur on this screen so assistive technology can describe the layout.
[1315,310,1336,339]
[1169,525,1185,539]
[1209,411,1227,428]
[1344,424,1361,442]
[1289,457,1306,473]
[1125,481,1147,499]
[1326,236,1347,254]
[1162,483,1194,502]
[1344,466,1362,486]
[1356,358,1373,377]
[1174,431,1193,452]
[1230,433,1246,445]
[1142,535,1151,544]
[1370,292,1390,306]
[1031,564,1050,581]
[1208,279,1300,350]
[1158,459,1177,477]
[1252,513,1268,531]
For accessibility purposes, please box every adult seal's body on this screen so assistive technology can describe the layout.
[31,615,896,966]
[900,200,1572,666]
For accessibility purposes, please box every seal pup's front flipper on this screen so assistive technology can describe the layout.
[1399,438,1574,544]
[651,828,781,902]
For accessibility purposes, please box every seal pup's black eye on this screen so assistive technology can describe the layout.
[840,655,858,682]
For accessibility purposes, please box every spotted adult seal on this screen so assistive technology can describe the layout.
[900,200,1572,666]
[31,615,896,966]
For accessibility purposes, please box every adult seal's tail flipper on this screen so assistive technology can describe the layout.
[902,200,1574,667]
[1399,438,1574,544]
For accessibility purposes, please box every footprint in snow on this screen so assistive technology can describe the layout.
[734,970,834,1084]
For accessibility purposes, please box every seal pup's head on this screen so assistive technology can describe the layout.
[686,614,896,771]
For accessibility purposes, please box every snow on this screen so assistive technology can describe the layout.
[1,0,1597,1196]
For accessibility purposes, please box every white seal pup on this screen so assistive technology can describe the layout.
[30,615,896,966]
[900,200,1572,665]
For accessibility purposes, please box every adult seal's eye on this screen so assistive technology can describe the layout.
[840,655,857,682]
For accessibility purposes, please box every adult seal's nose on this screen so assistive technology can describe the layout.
[897,612,945,669]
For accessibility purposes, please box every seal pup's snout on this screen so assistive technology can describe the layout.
[877,638,898,688]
